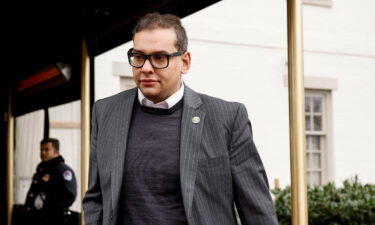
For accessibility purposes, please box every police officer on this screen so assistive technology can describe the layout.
[24,138,77,225]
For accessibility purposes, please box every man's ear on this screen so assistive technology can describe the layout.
[181,51,191,74]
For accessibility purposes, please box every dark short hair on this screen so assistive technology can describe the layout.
[132,12,188,51]
[40,138,60,151]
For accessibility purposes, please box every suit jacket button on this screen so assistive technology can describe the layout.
[110,215,113,220]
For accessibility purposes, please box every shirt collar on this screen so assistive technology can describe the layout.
[138,83,184,109]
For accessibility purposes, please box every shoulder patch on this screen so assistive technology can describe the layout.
[63,170,73,181]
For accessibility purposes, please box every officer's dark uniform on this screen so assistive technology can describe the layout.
[24,155,77,225]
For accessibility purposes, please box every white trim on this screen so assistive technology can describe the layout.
[284,75,338,90]
[50,121,80,129]
[323,90,335,183]
[303,0,332,7]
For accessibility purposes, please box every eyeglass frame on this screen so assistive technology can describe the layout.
[127,48,186,69]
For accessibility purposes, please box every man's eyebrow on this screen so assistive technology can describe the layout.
[132,48,143,53]
[132,49,169,54]
[153,50,170,54]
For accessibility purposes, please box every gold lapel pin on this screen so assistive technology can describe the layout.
[42,174,50,182]
[192,116,200,124]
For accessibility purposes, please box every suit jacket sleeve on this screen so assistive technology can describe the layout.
[82,102,104,225]
[230,103,279,225]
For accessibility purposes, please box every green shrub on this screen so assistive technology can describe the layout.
[272,176,375,225]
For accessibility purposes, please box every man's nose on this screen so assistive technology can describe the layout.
[141,58,154,73]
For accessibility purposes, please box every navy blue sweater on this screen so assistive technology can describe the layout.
[117,100,187,225]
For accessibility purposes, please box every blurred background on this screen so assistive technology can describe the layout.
[1,0,374,224]
[95,0,375,188]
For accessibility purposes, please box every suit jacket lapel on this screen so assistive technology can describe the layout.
[111,88,137,218]
[109,86,204,220]
[180,86,205,219]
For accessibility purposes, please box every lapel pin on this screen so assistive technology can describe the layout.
[192,116,200,124]
[42,174,50,182]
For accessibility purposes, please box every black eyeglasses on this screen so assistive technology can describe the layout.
[127,48,185,69]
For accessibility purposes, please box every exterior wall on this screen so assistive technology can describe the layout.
[95,42,133,100]
[302,0,375,185]
[94,0,375,187]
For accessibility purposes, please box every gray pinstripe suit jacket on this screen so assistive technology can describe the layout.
[83,85,278,225]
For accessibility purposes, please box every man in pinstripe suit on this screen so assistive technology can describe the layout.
[83,12,278,225]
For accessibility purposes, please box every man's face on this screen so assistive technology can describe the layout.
[40,142,59,162]
[132,28,191,103]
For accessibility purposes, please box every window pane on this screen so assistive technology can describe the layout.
[310,172,321,186]
[306,115,311,131]
[313,96,322,113]
[313,115,322,131]
[14,110,44,205]
[307,171,311,183]
[306,136,311,150]
[307,153,311,169]
[311,136,321,150]
[305,96,311,113]
[312,153,321,169]
[49,101,82,211]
